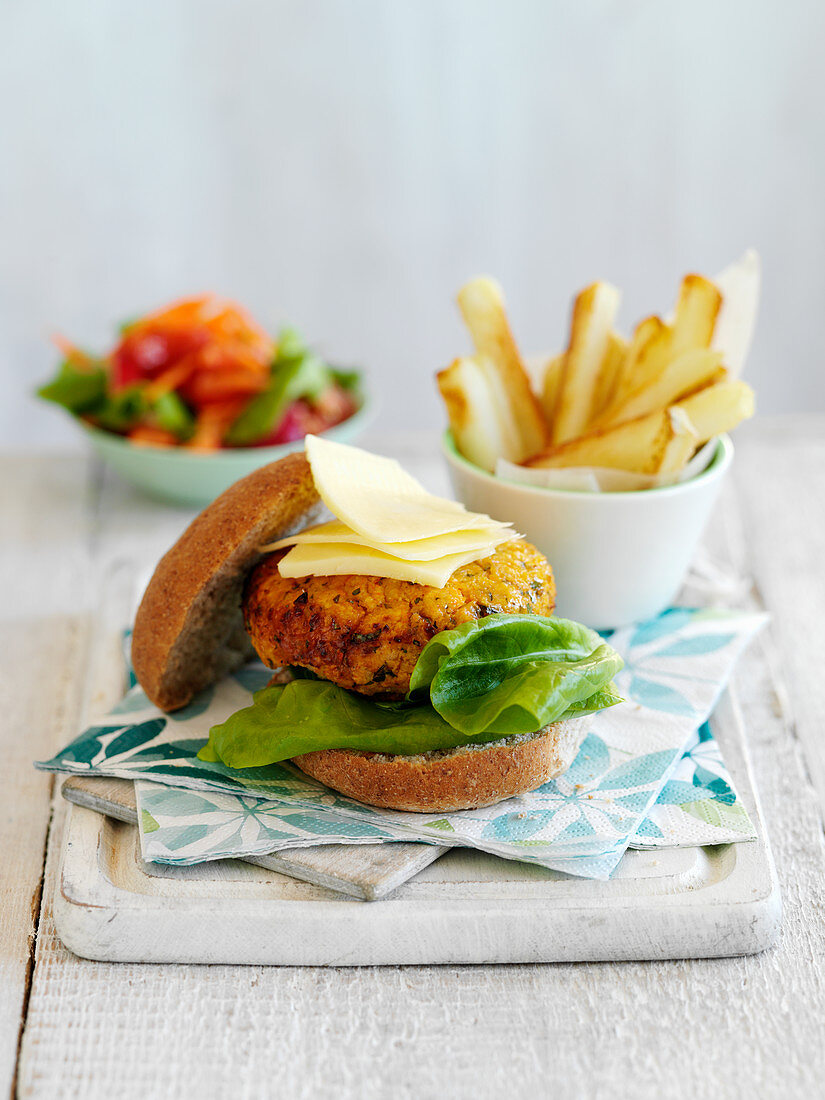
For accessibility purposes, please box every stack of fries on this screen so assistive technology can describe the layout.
[438,255,757,483]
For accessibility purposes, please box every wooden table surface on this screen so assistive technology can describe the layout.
[2,419,824,1100]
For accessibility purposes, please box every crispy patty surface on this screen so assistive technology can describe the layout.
[243,539,555,698]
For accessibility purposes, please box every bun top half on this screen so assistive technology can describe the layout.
[131,453,322,711]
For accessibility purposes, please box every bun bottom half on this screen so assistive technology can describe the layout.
[291,718,588,813]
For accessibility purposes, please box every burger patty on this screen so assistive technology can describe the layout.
[243,539,556,699]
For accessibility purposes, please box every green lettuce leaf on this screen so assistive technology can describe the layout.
[408,614,624,737]
[276,325,308,360]
[330,367,361,392]
[37,357,196,439]
[199,678,623,769]
[200,614,623,768]
[201,681,462,767]
[225,326,344,445]
[152,390,195,440]
[550,685,623,720]
[91,385,148,432]
[37,360,107,413]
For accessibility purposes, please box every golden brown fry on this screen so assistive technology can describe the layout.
[591,331,629,421]
[674,380,755,444]
[552,282,621,444]
[437,356,521,472]
[611,315,670,402]
[540,353,565,423]
[656,407,699,474]
[672,274,722,353]
[456,277,550,457]
[596,349,724,428]
[526,406,695,476]
[440,265,754,478]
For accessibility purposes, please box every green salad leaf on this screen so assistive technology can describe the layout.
[330,367,361,392]
[37,360,107,413]
[200,614,623,768]
[37,324,359,446]
[152,390,195,440]
[276,325,308,360]
[408,614,624,736]
[91,385,148,432]
[225,326,355,446]
[199,679,623,769]
[200,680,466,768]
[38,357,196,439]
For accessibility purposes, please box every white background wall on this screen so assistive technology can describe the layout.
[2,0,823,449]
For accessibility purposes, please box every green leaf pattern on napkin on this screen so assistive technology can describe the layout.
[37,608,766,878]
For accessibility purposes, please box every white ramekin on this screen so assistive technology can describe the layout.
[443,431,733,629]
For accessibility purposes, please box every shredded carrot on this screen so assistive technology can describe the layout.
[143,356,199,401]
[125,296,213,334]
[84,294,287,447]
[52,335,97,368]
[125,296,273,362]
[182,364,269,406]
[127,426,179,448]
[186,400,248,451]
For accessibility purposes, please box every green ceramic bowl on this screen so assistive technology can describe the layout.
[81,395,373,507]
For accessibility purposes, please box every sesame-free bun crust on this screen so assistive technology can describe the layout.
[132,453,322,711]
[292,717,587,812]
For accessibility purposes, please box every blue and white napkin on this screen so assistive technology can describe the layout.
[38,607,765,879]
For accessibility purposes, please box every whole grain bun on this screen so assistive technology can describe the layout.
[291,718,587,812]
[132,453,322,711]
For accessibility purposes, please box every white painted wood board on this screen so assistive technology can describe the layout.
[52,690,780,965]
[61,775,447,901]
[733,419,825,816]
[0,454,95,1093]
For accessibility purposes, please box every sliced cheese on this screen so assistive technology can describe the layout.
[262,519,517,562]
[305,434,507,542]
[280,437,525,587]
[277,541,489,588]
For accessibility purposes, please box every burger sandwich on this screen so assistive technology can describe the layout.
[131,436,622,812]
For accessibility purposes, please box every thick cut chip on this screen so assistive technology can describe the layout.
[277,541,486,588]
[262,519,515,562]
[674,380,755,444]
[617,317,669,397]
[540,353,565,424]
[616,316,674,398]
[456,277,550,458]
[591,331,629,420]
[616,314,668,396]
[552,281,621,444]
[596,349,724,428]
[305,435,501,542]
[656,407,699,474]
[438,355,523,471]
[527,406,696,476]
[672,274,722,354]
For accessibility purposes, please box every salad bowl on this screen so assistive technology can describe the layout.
[443,429,733,629]
[37,293,370,506]
[82,395,371,507]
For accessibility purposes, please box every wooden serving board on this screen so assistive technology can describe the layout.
[53,691,781,965]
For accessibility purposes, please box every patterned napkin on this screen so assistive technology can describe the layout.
[38,607,765,879]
